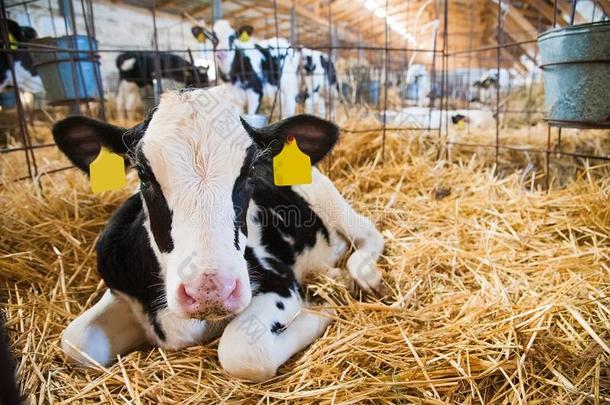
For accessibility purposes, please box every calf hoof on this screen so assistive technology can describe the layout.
[347,250,384,295]
[61,320,113,368]
[217,339,277,383]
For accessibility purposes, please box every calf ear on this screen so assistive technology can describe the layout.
[53,116,139,174]
[241,114,339,165]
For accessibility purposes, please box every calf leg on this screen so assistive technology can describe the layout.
[61,289,148,367]
[217,291,332,382]
[298,170,385,294]
[245,88,262,115]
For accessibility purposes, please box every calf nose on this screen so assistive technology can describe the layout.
[178,273,242,317]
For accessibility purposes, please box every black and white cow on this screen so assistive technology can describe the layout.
[470,72,498,105]
[115,52,209,120]
[0,19,44,94]
[201,20,299,119]
[300,48,337,117]
[56,86,383,382]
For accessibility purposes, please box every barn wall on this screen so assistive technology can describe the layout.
[6,0,214,93]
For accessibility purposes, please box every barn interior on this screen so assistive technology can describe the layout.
[1,0,610,403]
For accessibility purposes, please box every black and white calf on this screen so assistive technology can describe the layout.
[300,48,337,117]
[0,19,44,94]
[202,20,299,118]
[115,52,209,120]
[55,87,383,382]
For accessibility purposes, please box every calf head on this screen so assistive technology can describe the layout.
[52,87,338,321]
[206,20,238,76]
[199,20,261,78]
[185,65,210,88]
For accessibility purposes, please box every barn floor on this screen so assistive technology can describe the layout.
[1,118,610,403]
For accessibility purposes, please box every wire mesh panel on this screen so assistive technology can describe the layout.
[1,0,609,188]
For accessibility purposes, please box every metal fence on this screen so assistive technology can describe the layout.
[1,0,609,187]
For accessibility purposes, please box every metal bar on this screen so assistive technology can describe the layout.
[0,0,37,181]
[495,0,503,169]
[212,0,222,21]
[152,0,163,102]
[0,143,57,154]
[381,0,389,163]
[11,166,75,184]
[5,0,39,9]
[442,0,449,160]
[81,0,106,120]
[447,141,610,162]
[1,44,444,54]
[569,0,578,25]
[545,125,552,189]
[447,39,539,56]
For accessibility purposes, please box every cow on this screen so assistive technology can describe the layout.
[258,37,301,118]
[470,72,498,105]
[450,109,495,130]
[0,19,44,95]
[115,52,209,120]
[55,86,384,382]
[299,48,337,117]
[198,20,299,119]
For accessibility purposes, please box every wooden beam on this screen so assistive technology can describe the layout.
[597,0,610,15]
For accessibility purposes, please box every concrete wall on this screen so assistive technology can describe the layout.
[6,0,215,93]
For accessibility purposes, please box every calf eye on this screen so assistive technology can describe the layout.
[248,165,257,179]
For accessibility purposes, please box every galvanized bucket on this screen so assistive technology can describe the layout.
[30,35,102,105]
[538,21,610,128]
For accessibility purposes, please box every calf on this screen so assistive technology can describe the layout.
[300,48,337,117]
[0,19,44,94]
[200,20,298,118]
[55,86,383,382]
[259,37,301,118]
[471,72,498,105]
[115,52,209,120]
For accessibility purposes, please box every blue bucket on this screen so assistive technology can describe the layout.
[406,83,419,100]
[30,35,102,105]
[0,90,17,109]
[367,80,380,105]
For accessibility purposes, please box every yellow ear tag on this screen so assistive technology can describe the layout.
[273,136,312,187]
[239,31,250,42]
[456,120,466,130]
[89,147,127,193]
[8,32,17,50]
[196,32,206,43]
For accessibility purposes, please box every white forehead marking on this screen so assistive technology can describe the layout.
[140,87,253,214]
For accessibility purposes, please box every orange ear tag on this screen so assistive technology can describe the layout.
[273,136,312,186]
[89,147,127,193]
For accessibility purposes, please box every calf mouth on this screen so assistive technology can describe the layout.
[189,307,236,322]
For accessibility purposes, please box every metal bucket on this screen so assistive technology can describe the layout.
[30,35,102,105]
[538,21,610,128]
[241,114,268,128]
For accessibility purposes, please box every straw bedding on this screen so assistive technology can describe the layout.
[1,119,609,404]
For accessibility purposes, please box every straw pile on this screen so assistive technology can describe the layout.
[1,117,609,403]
